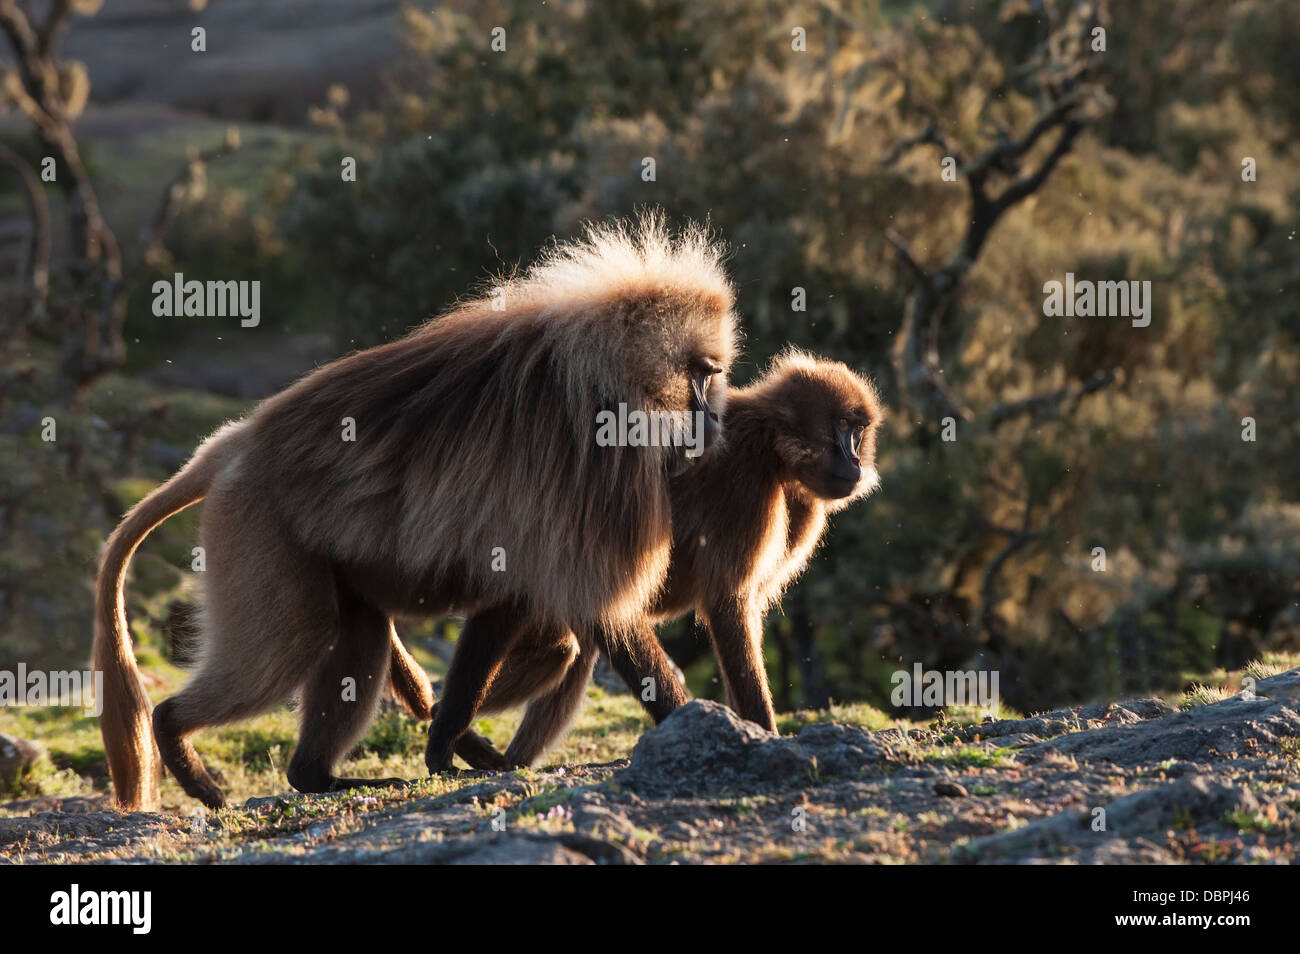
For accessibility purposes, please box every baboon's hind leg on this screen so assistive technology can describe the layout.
[154,697,233,810]
[153,634,310,810]
[504,639,598,767]
[287,593,406,795]
[154,493,344,809]
[440,622,578,770]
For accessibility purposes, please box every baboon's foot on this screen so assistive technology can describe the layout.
[424,737,456,775]
[328,776,410,793]
[183,776,226,810]
[153,698,227,809]
[455,730,516,772]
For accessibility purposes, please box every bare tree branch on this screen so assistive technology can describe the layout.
[2,0,125,390]
[962,94,1083,189]
[883,227,928,284]
[976,490,1044,645]
[142,127,242,266]
[37,0,72,56]
[985,368,1118,431]
[0,142,51,324]
[879,119,962,170]
[877,2,1109,430]
[992,119,1086,214]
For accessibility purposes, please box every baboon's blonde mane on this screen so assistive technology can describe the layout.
[510,213,734,313]
[245,213,738,637]
[434,213,738,413]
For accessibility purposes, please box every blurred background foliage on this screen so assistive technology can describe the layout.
[2,0,1297,716]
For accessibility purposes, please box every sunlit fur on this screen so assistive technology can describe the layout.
[656,348,883,621]
[393,350,884,762]
[93,214,737,810]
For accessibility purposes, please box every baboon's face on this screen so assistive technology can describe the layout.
[782,366,883,502]
[662,349,729,476]
[622,292,736,473]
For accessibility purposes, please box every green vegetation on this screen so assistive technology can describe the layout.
[0,675,654,811]
[1221,808,1280,835]
[1177,684,1237,710]
[920,745,1015,770]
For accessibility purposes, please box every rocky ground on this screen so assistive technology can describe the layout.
[2,670,1297,865]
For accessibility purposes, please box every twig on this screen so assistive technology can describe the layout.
[985,368,1118,431]
[0,142,51,322]
[142,127,242,266]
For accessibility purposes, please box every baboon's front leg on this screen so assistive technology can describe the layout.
[701,595,776,732]
[595,619,690,724]
[503,639,599,767]
[424,602,527,773]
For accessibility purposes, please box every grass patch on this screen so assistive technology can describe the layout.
[920,744,1013,769]
[943,702,1025,725]
[1244,652,1300,682]
[1177,683,1237,710]
[0,674,653,811]
[1221,808,1279,835]
[778,701,896,734]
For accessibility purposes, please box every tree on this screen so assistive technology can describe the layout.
[1,0,124,389]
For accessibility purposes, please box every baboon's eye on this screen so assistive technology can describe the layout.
[855,424,867,439]
[837,418,850,434]
[691,358,721,395]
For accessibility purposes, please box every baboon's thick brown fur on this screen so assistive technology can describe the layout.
[95,216,736,810]
[394,351,883,766]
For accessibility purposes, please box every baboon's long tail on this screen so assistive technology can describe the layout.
[94,422,245,811]
[389,631,434,720]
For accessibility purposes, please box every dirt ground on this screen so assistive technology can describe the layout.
[3,670,1297,865]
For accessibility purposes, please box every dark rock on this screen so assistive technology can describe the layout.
[0,810,173,850]
[1020,693,1300,767]
[934,781,968,798]
[659,820,700,841]
[965,775,1257,863]
[242,792,319,812]
[555,833,642,865]
[620,700,888,797]
[795,721,889,776]
[438,836,594,865]
[0,794,109,815]
[971,698,1175,745]
[1104,775,1257,833]
[621,701,815,797]
[241,833,598,865]
[1257,669,1300,705]
[570,800,640,843]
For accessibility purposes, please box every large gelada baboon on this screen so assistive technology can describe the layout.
[400,350,883,769]
[95,216,737,810]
